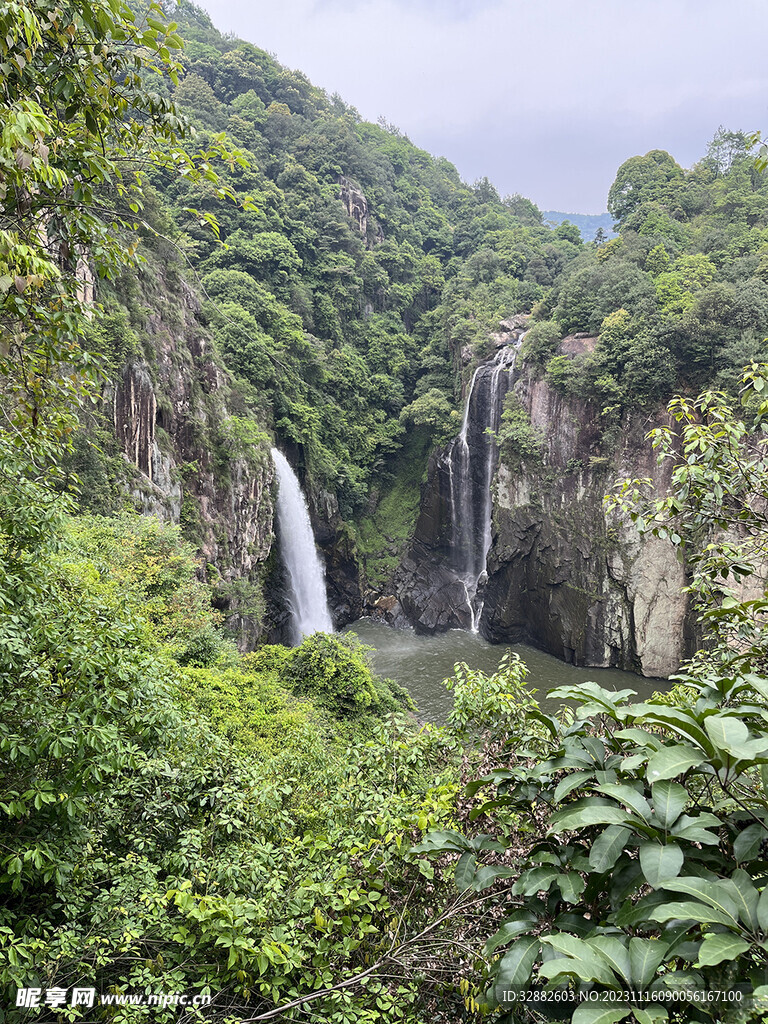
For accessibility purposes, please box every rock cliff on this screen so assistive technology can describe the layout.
[102,262,276,646]
[482,374,690,676]
[394,355,692,677]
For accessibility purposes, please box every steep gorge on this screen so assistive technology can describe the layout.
[73,3,763,674]
[387,336,692,677]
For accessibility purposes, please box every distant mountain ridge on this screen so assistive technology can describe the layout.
[542,210,615,242]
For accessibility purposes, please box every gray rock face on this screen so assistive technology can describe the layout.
[398,369,691,677]
[485,377,690,676]
[110,274,274,647]
[338,175,368,237]
[308,485,364,626]
[397,546,473,633]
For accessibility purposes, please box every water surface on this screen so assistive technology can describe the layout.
[345,618,667,723]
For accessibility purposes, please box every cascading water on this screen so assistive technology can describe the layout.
[443,341,521,630]
[271,448,334,644]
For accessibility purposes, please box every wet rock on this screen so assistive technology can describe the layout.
[395,549,472,633]
[479,373,690,676]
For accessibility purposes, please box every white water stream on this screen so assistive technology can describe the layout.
[271,448,334,643]
[444,340,522,630]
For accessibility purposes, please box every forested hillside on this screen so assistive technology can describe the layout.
[5,1,768,1021]
[72,3,768,626]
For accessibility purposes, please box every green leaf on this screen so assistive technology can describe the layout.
[669,812,721,845]
[647,901,737,928]
[730,868,759,930]
[513,865,558,896]
[454,851,476,891]
[646,744,704,783]
[733,822,766,862]
[495,937,539,991]
[590,936,632,984]
[554,770,593,802]
[572,1002,632,1024]
[595,783,652,821]
[639,843,683,887]
[550,800,632,832]
[632,1008,668,1024]
[696,933,750,967]
[630,705,712,754]
[558,871,586,904]
[589,825,631,873]
[412,830,470,854]
[540,934,619,986]
[703,714,750,757]
[660,878,739,923]
[485,913,538,955]
[628,937,669,987]
[651,780,687,828]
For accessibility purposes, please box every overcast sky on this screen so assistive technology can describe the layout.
[196,0,768,213]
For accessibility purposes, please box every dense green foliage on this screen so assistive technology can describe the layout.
[94,0,591,525]
[6,1,768,1023]
[0,6,467,1021]
[520,131,768,415]
[416,366,768,1022]
[1,510,467,1022]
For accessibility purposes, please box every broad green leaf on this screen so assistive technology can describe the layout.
[730,868,759,930]
[590,935,631,983]
[646,744,704,783]
[639,843,683,887]
[621,754,647,772]
[632,1008,668,1024]
[733,822,767,862]
[412,830,469,854]
[629,705,713,754]
[473,864,514,891]
[703,714,749,757]
[615,727,662,749]
[647,901,736,928]
[495,937,539,990]
[669,812,720,845]
[758,886,768,931]
[696,933,750,967]
[512,866,558,896]
[558,871,585,904]
[572,1003,632,1024]
[595,783,652,821]
[554,770,593,802]
[660,878,739,923]
[472,834,507,853]
[540,933,618,986]
[454,852,476,891]
[651,780,687,828]
[485,913,538,955]
[629,937,669,987]
[589,825,631,873]
[549,801,631,832]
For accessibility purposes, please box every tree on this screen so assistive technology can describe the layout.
[607,150,684,225]
[0,0,249,507]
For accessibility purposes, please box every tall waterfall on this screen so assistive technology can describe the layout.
[271,448,334,644]
[444,343,520,630]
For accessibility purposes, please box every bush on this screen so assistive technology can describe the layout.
[282,632,387,718]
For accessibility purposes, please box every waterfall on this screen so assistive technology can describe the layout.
[443,342,521,630]
[271,448,334,644]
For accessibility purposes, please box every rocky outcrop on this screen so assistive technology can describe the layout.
[338,175,368,237]
[308,485,364,626]
[484,376,690,676]
[396,347,691,676]
[109,269,275,646]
